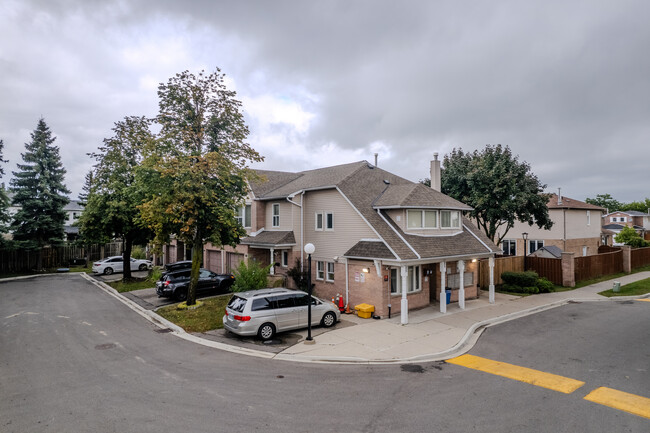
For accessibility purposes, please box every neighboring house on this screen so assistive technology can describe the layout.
[497,194,605,258]
[602,211,648,245]
[5,194,83,242]
[173,157,500,318]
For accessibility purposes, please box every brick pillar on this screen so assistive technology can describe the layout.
[561,252,575,287]
[621,245,632,274]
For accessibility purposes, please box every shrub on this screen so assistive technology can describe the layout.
[231,260,272,292]
[131,245,146,259]
[501,271,539,287]
[536,277,555,293]
[287,258,308,290]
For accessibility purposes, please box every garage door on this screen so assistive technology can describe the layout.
[207,250,222,273]
[226,252,245,273]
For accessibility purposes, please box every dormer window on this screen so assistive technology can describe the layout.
[440,210,461,229]
[407,210,438,229]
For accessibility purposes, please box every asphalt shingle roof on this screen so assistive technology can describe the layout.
[240,230,296,246]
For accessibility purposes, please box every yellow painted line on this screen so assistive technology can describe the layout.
[636,298,650,302]
[446,354,585,394]
[584,387,650,419]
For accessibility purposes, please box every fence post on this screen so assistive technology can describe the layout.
[561,252,575,287]
[621,245,632,274]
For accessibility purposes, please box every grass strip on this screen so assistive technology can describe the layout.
[156,295,231,333]
[598,277,650,297]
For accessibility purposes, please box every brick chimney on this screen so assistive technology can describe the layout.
[430,153,441,192]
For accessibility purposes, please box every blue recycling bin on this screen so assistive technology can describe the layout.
[445,289,451,305]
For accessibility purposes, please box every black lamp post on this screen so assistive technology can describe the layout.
[522,232,528,271]
[304,243,315,342]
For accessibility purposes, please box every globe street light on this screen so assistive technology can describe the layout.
[304,243,315,342]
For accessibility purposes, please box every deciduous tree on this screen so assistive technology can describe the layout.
[139,69,263,305]
[441,144,552,245]
[10,119,69,268]
[586,193,622,213]
[79,116,153,280]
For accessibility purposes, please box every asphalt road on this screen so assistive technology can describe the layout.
[1,275,648,432]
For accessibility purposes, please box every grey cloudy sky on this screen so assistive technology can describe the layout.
[1,0,648,202]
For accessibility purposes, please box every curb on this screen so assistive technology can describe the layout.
[76,273,650,365]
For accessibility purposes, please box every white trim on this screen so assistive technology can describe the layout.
[462,223,498,253]
[336,186,402,261]
[376,209,421,259]
[315,212,323,231]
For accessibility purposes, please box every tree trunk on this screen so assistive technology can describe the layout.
[123,237,133,282]
[187,231,203,306]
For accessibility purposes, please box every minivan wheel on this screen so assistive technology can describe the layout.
[321,312,336,328]
[257,323,276,341]
[174,289,188,302]
[104,267,113,275]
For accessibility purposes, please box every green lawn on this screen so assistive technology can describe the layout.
[598,277,650,297]
[156,295,231,333]
[108,278,156,293]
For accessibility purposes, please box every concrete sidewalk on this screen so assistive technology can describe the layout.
[273,271,650,364]
[80,271,650,365]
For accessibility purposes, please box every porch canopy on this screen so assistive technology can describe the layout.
[240,230,296,274]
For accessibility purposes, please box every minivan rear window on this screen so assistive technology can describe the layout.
[251,297,274,311]
[227,296,247,313]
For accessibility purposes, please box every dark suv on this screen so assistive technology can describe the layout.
[156,268,235,301]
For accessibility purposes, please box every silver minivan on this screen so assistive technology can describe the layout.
[223,288,340,340]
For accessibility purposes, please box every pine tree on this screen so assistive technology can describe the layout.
[0,139,11,241]
[77,170,94,206]
[10,119,70,266]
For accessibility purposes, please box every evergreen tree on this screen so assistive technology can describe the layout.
[0,139,11,241]
[10,119,70,267]
[78,170,94,207]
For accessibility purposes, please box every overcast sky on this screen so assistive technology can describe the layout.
[1,0,648,203]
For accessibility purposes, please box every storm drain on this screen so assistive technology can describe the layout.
[155,328,173,333]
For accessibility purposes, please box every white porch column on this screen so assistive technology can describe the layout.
[269,248,275,275]
[489,257,495,304]
[458,260,465,310]
[400,266,409,325]
[439,262,447,313]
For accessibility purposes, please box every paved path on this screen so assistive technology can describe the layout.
[81,272,650,364]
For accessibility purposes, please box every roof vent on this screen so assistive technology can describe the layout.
[383,179,391,185]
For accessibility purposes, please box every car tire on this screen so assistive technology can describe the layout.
[321,312,337,328]
[104,267,113,275]
[138,264,147,271]
[174,289,188,302]
[257,323,276,341]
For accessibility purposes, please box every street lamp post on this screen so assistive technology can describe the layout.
[304,243,315,343]
[522,232,528,271]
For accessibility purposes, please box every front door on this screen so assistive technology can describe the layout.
[428,265,437,304]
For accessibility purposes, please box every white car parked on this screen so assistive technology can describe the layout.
[92,256,153,275]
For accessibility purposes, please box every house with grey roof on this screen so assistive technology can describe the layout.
[497,193,606,258]
[178,155,500,322]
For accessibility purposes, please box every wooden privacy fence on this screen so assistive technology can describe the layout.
[478,256,524,287]
[574,250,623,283]
[526,256,563,285]
[0,242,124,274]
[631,246,650,269]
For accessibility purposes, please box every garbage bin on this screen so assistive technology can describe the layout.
[445,289,451,305]
[613,281,620,292]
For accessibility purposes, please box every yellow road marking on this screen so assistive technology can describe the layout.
[446,354,585,394]
[584,387,650,419]
[636,298,650,302]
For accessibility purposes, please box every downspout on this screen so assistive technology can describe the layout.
[345,258,349,309]
[563,209,567,251]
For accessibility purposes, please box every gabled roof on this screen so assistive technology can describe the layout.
[604,210,648,217]
[603,223,625,230]
[530,245,563,258]
[547,194,605,211]
[373,183,472,210]
[249,161,500,261]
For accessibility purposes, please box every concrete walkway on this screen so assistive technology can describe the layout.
[80,271,650,365]
[273,272,650,364]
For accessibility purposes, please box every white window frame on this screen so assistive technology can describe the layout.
[326,262,335,281]
[406,210,438,229]
[390,266,421,294]
[236,204,252,228]
[529,240,544,254]
[272,203,280,227]
[440,210,460,229]
[325,212,334,231]
[502,239,516,256]
[316,261,324,280]
[587,210,591,226]
[315,212,323,231]
[281,251,289,267]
